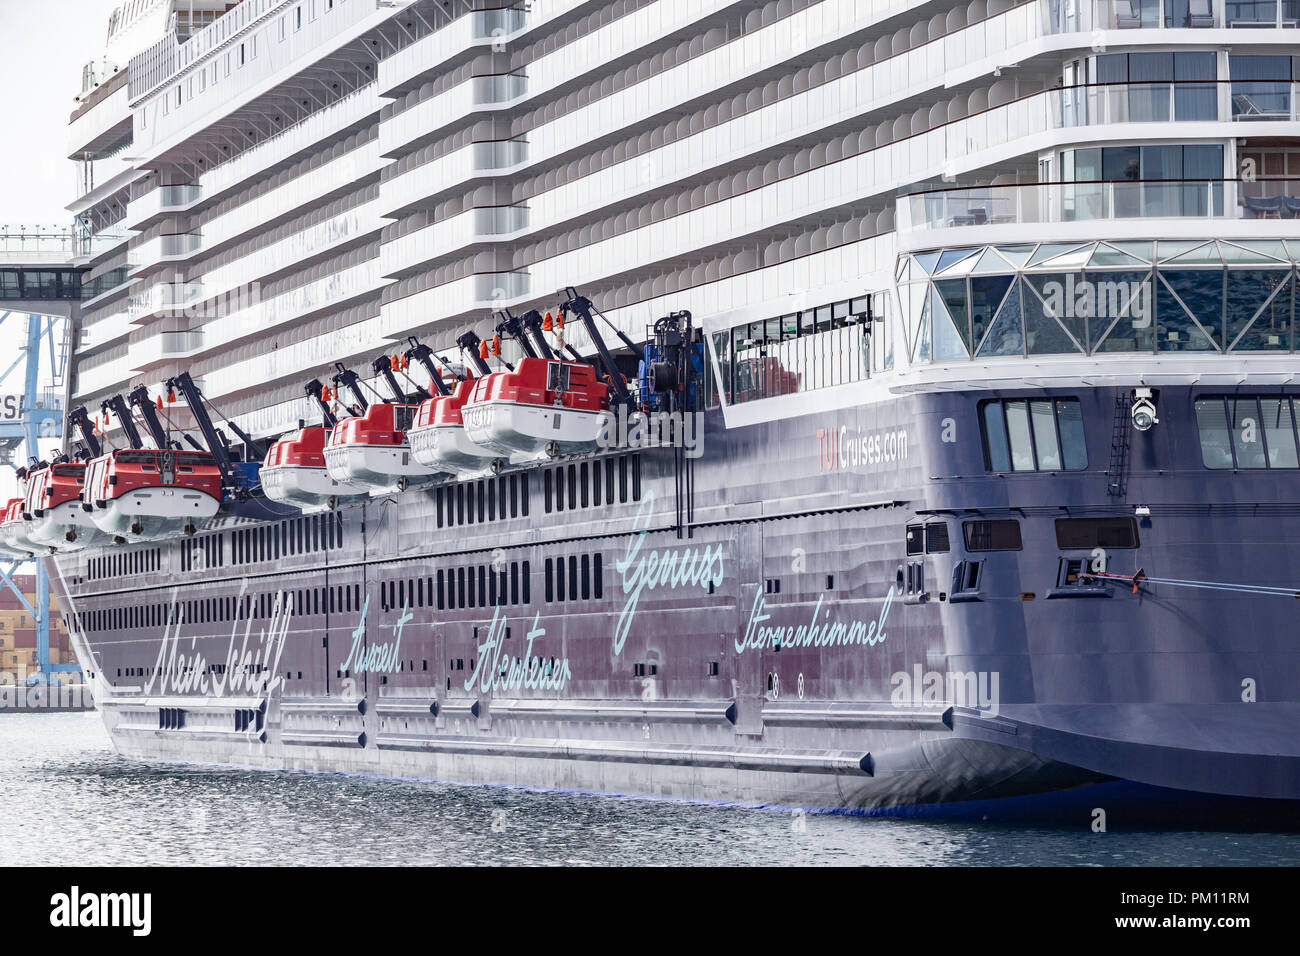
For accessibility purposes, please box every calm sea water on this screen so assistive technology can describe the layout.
[2,712,1298,867]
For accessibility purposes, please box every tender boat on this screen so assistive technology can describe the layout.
[0,497,39,558]
[23,461,113,551]
[262,425,366,512]
[461,357,610,458]
[83,448,222,541]
[323,403,445,494]
[408,377,502,476]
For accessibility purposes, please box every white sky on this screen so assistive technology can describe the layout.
[0,0,118,224]
[0,1,118,500]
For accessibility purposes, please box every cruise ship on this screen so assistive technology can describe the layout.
[42,0,1300,818]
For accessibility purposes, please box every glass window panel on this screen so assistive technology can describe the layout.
[1232,274,1292,351]
[970,274,1014,350]
[1226,270,1290,349]
[1160,269,1224,347]
[1024,274,1085,353]
[1031,401,1062,469]
[1088,271,1155,352]
[1261,398,1299,467]
[1004,400,1036,471]
[976,280,1024,357]
[982,402,1011,472]
[1155,276,1217,351]
[1057,400,1088,470]
[930,284,969,360]
[935,279,971,356]
[1231,398,1268,468]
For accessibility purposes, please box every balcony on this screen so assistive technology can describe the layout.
[129,331,206,373]
[382,205,529,278]
[1047,0,1300,29]
[128,281,204,322]
[129,233,202,276]
[125,185,203,231]
[898,179,1232,235]
[381,139,528,217]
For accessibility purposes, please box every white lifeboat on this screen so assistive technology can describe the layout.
[0,497,40,558]
[23,462,113,551]
[84,448,222,542]
[461,357,611,458]
[409,378,502,477]
[262,425,365,512]
[322,403,447,495]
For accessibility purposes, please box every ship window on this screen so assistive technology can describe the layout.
[478,566,486,606]
[1195,395,1300,469]
[581,554,591,600]
[545,559,554,602]
[1055,518,1139,550]
[963,519,1023,552]
[522,560,531,604]
[980,398,1087,472]
[925,523,950,553]
[905,524,924,556]
[568,465,578,509]
[547,362,571,392]
[593,554,603,599]
[457,568,466,608]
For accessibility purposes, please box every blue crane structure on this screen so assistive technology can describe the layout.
[0,225,85,687]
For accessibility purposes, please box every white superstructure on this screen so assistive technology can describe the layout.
[64,0,1300,452]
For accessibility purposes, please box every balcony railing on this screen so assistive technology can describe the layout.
[1044,0,1300,30]
[895,179,1283,233]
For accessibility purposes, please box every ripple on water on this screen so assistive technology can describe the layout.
[1,713,1297,867]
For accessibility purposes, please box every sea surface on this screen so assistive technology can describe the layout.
[2,712,1298,866]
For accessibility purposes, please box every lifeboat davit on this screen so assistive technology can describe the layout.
[409,378,501,476]
[23,462,113,551]
[461,357,610,458]
[83,448,222,541]
[0,497,40,558]
[322,403,446,494]
[262,425,365,512]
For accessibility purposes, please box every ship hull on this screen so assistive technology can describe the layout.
[49,390,1300,818]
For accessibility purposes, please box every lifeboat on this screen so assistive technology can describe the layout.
[23,462,113,551]
[261,425,366,511]
[461,357,610,458]
[408,378,502,476]
[83,448,222,541]
[0,498,39,558]
[322,403,446,494]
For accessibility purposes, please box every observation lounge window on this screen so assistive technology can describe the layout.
[980,399,1087,472]
[712,296,873,405]
[1195,395,1300,468]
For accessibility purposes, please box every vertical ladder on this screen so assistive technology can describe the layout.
[1107,393,1131,498]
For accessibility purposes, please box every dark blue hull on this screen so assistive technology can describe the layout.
[48,384,1300,816]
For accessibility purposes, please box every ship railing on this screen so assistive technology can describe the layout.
[1042,0,1300,31]
[898,177,1300,233]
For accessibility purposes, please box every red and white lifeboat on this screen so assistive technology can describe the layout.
[262,425,365,512]
[461,357,610,458]
[0,497,40,558]
[408,378,502,476]
[322,403,446,495]
[24,462,112,551]
[84,448,222,541]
